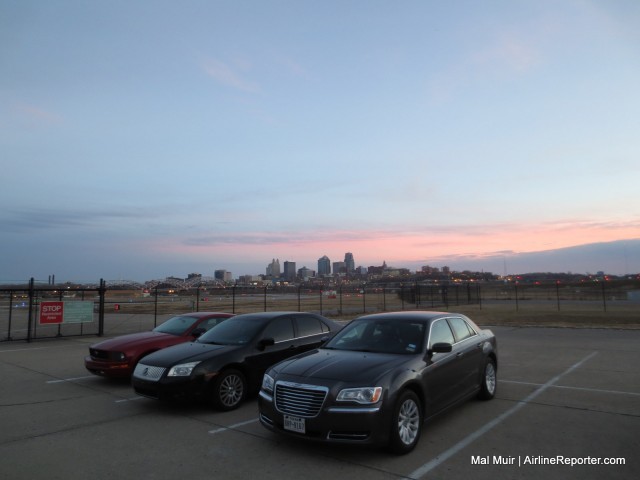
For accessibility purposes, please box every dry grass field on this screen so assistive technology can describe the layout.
[1,289,638,342]
[439,303,640,329]
[101,295,639,329]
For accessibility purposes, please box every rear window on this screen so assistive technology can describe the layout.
[448,317,477,342]
[296,316,326,337]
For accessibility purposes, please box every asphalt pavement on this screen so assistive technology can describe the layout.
[0,326,638,480]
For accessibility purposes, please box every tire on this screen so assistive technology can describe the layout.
[212,369,246,411]
[478,357,497,400]
[388,390,422,454]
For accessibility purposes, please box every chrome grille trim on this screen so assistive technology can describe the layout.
[274,381,328,418]
[132,363,166,381]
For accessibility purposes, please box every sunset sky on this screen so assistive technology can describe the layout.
[1,0,639,283]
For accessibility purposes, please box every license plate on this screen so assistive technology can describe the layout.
[283,415,305,434]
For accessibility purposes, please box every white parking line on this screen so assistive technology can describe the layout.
[408,351,599,479]
[500,379,640,397]
[46,375,96,384]
[115,397,144,403]
[0,344,79,353]
[209,418,259,434]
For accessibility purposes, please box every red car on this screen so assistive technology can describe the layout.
[85,312,234,378]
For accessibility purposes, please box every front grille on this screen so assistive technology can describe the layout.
[133,363,166,381]
[90,348,109,360]
[274,381,328,418]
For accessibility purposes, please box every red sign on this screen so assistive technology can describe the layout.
[40,301,64,324]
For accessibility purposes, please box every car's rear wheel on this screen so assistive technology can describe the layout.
[478,357,497,400]
[388,390,422,454]
[212,369,246,411]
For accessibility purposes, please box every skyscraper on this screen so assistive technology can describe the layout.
[283,261,297,281]
[344,252,355,273]
[266,258,281,277]
[318,255,331,276]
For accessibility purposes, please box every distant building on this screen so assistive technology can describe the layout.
[283,261,297,281]
[238,275,261,285]
[318,255,331,276]
[344,252,355,273]
[215,270,233,282]
[266,258,281,277]
[333,261,346,275]
[298,266,315,280]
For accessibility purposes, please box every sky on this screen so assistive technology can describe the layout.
[1,0,640,283]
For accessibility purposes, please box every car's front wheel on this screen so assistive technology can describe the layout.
[388,390,422,454]
[212,369,246,411]
[478,357,497,400]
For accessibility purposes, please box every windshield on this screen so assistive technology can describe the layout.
[324,319,425,354]
[153,315,199,336]
[197,316,267,345]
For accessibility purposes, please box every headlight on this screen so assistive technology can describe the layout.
[337,387,382,404]
[110,352,127,361]
[262,373,274,393]
[167,361,201,377]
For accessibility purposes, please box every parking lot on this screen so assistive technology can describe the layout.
[0,326,638,480]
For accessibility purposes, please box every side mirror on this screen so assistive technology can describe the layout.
[428,342,453,356]
[258,337,275,350]
[191,328,206,338]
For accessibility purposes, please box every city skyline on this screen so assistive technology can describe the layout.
[149,239,640,284]
[2,2,639,284]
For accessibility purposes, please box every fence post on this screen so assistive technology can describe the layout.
[27,277,35,343]
[98,279,106,336]
[556,281,561,311]
[233,283,237,314]
[153,286,159,326]
[383,284,387,311]
[319,288,323,315]
[515,282,519,311]
[264,286,268,312]
[6,291,14,341]
[362,285,366,313]
[297,285,301,312]
[602,281,607,312]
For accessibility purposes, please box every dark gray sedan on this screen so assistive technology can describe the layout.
[258,311,497,454]
[132,311,341,410]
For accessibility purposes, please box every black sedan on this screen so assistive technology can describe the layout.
[131,311,341,410]
[258,311,497,454]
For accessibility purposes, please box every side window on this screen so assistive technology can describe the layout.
[295,316,324,338]
[262,317,295,343]
[429,319,455,348]
[448,317,476,342]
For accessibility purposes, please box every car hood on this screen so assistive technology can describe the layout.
[90,331,176,351]
[272,349,411,383]
[139,341,237,367]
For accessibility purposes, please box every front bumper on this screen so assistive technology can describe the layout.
[258,389,391,446]
[131,373,209,400]
[84,356,132,378]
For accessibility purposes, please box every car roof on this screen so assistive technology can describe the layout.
[229,311,328,321]
[354,311,467,323]
[182,311,234,318]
